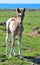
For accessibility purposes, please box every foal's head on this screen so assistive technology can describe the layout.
[17,8,26,24]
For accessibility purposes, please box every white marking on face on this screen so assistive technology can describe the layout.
[19,13,22,16]
[18,13,22,23]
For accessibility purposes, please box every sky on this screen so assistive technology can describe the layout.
[0,0,40,4]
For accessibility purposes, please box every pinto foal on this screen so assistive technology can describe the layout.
[6,8,26,59]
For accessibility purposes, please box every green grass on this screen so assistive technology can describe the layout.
[0,10,40,65]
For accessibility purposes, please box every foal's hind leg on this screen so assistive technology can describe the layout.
[6,30,9,55]
[9,32,16,57]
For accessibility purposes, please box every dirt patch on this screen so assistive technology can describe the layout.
[32,26,40,31]
[27,26,40,37]
[27,31,40,37]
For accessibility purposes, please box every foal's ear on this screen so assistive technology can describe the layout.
[23,8,26,12]
[16,8,20,12]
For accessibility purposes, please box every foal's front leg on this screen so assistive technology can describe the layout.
[18,34,23,59]
[9,33,16,57]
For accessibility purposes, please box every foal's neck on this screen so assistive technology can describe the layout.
[17,16,23,26]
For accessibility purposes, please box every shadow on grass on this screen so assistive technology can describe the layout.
[0,22,6,26]
[24,56,40,64]
[0,45,6,47]
[0,54,7,62]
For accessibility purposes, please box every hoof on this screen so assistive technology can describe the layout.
[9,55,12,58]
[19,55,23,59]
[14,52,16,56]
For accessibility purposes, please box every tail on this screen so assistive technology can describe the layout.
[6,19,10,33]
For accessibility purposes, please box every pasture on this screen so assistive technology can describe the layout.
[0,9,40,65]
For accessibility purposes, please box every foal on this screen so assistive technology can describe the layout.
[6,8,26,59]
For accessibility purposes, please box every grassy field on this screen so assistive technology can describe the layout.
[0,10,40,65]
